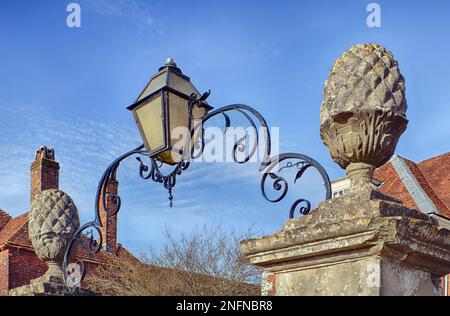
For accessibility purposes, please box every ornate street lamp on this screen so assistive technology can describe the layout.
[127,58,213,166]
[63,58,332,289]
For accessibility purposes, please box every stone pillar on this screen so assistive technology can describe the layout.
[240,44,450,296]
[241,191,450,296]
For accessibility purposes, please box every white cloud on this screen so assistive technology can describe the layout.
[84,0,162,33]
[0,97,329,253]
[251,42,282,60]
[0,101,141,218]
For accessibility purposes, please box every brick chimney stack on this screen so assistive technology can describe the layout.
[30,146,59,204]
[98,179,118,254]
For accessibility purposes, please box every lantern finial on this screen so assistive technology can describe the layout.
[165,57,176,66]
[160,57,181,73]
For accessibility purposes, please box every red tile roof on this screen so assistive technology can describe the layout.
[418,152,450,209]
[374,161,418,210]
[405,158,450,218]
[0,209,12,232]
[374,153,450,219]
[0,212,30,249]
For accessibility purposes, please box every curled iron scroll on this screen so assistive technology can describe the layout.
[260,153,331,218]
[194,93,331,218]
[63,90,332,289]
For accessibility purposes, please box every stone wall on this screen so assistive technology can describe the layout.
[260,256,443,296]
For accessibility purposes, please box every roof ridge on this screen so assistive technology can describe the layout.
[419,151,450,165]
[394,154,415,164]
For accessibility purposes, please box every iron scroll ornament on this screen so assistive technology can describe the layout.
[62,92,332,288]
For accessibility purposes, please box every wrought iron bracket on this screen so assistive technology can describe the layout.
[62,91,332,289]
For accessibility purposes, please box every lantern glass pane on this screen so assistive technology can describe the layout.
[168,92,190,153]
[134,95,165,154]
[168,93,208,148]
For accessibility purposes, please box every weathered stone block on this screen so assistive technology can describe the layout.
[241,189,450,296]
[9,274,97,296]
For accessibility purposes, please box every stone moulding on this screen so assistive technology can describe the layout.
[9,275,96,296]
[240,198,450,276]
[320,109,408,171]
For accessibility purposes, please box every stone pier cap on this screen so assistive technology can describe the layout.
[240,196,450,276]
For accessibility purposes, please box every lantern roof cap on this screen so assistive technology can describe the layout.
[159,57,182,74]
[127,59,210,111]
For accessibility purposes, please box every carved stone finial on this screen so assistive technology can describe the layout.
[9,190,96,295]
[35,145,55,161]
[28,189,80,279]
[320,44,408,189]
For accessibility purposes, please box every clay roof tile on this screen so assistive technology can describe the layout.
[0,212,31,248]
[418,152,450,210]
[0,209,12,232]
[374,154,450,219]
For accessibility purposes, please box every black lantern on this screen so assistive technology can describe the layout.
[127,58,213,165]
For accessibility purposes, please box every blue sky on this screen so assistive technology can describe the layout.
[0,0,449,253]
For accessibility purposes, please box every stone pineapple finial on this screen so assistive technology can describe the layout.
[320,44,408,189]
[28,189,80,280]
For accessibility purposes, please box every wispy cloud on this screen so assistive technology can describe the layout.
[0,99,268,252]
[0,100,141,218]
[0,97,327,254]
[251,42,282,60]
[84,0,163,33]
